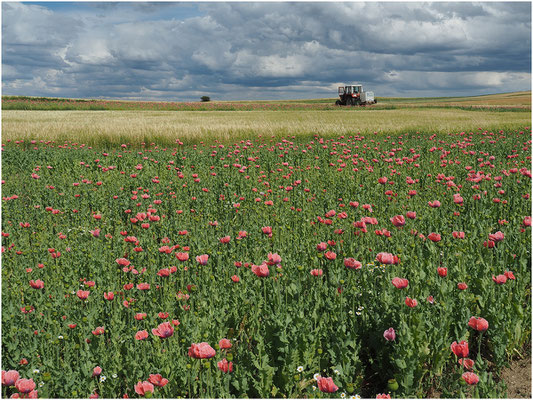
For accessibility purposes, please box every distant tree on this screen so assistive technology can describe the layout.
[201,96,210,102]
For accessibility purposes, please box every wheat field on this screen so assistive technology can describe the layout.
[2,107,530,145]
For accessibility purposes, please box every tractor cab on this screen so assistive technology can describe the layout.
[339,85,362,95]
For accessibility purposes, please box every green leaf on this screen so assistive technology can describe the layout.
[395,359,407,369]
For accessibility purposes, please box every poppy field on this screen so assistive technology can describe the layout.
[1,127,531,398]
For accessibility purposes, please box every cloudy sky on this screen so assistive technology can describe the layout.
[2,1,531,101]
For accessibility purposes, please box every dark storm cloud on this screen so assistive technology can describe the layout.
[2,2,531,100]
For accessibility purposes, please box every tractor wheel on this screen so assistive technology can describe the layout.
[335,100,342,106]
[346,97,353,106]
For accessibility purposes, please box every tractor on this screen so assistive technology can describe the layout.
[336,84,376,106]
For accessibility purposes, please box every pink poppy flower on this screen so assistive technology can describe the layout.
[344,258,362,270]
[310,269,323,276]
[188,342,216,359]
[29,280,44,289]
[157,268,171,277]
[77,290,90,300]
[148,374,168,387]
[406,211,416,219]
[219,338,232,349]
[488,231,504,243]
[468,316,489,331]
[391,277,409,289]
[316,242,328,252]
[390,215,405,227]
[135,330,149,341]
[116,258,130,267]
[383,328,396,341]
[376,252,399,265]
[459,358,475,370]
[267,252,282,265]
[217,358,233,373]
[428,232,441,242]
[316,376,338,393]
[504,270,515,280]
[261,226,273,237]
[92,366,102,377]
[2,370,19,386]
[196,254,209,265]
[220,236,231,244]
[251,263,269,277]
[405,297,418,308]
[92,327,105,336]
[484,240,496,248]
[450,341,469,358]
[452,231,465,239]
[134,381,154,396]
[462,372,479,385]
[152,322,174,339]
[15,379,36,394]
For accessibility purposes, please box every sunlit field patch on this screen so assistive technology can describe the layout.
[1,128,531,398]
